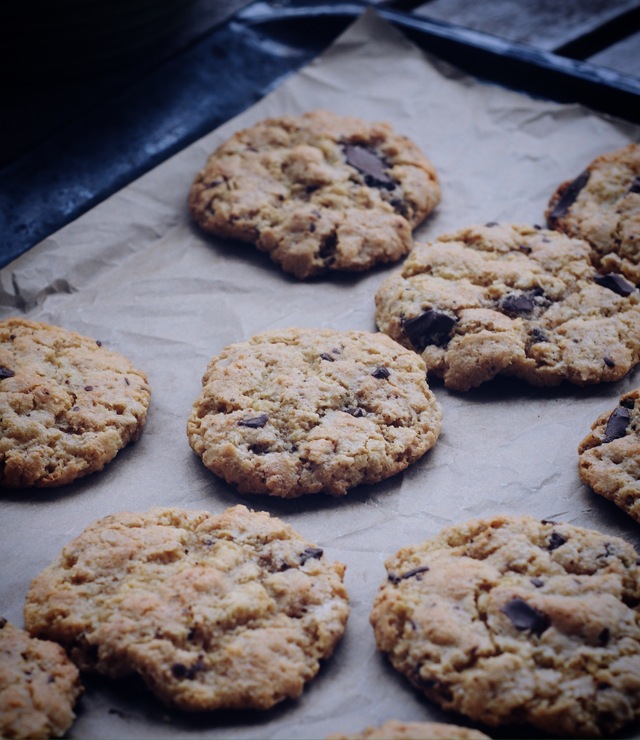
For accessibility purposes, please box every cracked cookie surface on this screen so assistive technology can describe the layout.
[370,514,640,738]
[578,386,640,523]
[0,618,82,739]
[546,142,640,285]
[188,110,440,279]
[0,318,151,488]
[187,328,442,498]
[374,223,640,390]
[24,505,349,711]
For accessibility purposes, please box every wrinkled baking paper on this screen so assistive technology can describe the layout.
[1,9,639,740]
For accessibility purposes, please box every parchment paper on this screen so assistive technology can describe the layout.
[1,10,639,739]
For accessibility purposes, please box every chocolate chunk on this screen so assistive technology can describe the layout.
[403,310,457,351]
[593,273,635,296]
[319,232,337,263]
[172,659,205,680]
[530,327,548,343]
[344,144,394,189]
[320,352,335,362]
[501,597,550,636]
[388,565,430,584]
[599,628,610,646]
[238,413,269,428]
[299,547,323,565]
[518,244,532,255]
[548,531,567,550]
[547,170,590,225]
[485,221,499,227]
[530,577,544,588]
[603,356,616,368]
[628,176,640,194]
[84,385,93,391]
[603,406,631,443]
[500,292,535,315]
[344,407,365,417]
[372,366,391,379]
[0,366,15,380]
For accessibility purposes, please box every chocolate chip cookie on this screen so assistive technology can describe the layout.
[374,223,640,391]
[370,514,640,738]
[0,618,82,739]
[0,318,151,488]
[24,505,349,712]
[578,386,640,523]
[188,110,440,279]
[327,720,490,739]
[546,142,640,285]
[187,328,442,498]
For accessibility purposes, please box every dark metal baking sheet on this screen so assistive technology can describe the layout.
[2,0,640,270]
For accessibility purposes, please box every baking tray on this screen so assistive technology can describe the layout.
[2,0,640,270]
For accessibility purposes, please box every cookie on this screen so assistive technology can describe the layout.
[327,720,490,739]
[546,142,640,285]
[578,386,640,523]
[0,618,82,739]
[370,514,640,738]
[187,328,442,498]
[24,505,349,712]
[188,110,440,279]
[374,223,640,391]
[0,318,151,488]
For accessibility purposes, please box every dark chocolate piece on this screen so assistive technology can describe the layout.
[593,273,635,296]
[171,659,206,680]
[372,366,391,379]
[628,176,640,194]
[547,170,590,225]
[344,407,365,417]
[238,413,269,429]
[530,577,544,588]
[548,531,567,550]
[299,547,323,565]
[320,352,335,362]
[84,385,93,391]
[500,292,535,315]
[0,366,15,380]
[603,356,616,368]
[599,628,610,646]
[500,597,550,636]
[603,406,631,443]
[344,144,394,189]
[403,309,457,351]
[530,327,548,343]
[388,565,430,584]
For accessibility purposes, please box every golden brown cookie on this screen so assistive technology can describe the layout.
[578,386,640,523]
[375,223,640,390]
[546,142,640,285]
[24,505,349,712]
[0,618,82,739]
[327,719,490,739]
[370,514,640,738]
[0,318,150,488]
[187,328,442,498]
[188,110,440,279]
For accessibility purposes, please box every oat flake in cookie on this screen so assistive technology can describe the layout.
[187,328,442,498]
[370,514,640,738]
[546,142,640,285]
[0,318,151,488]
[24,505,349,712]
[375,223,640,391]
[578,386,640,523]
[0,618,82,739]
[188,110,440,279]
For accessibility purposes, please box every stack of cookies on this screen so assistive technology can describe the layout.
[2,110,640,739]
